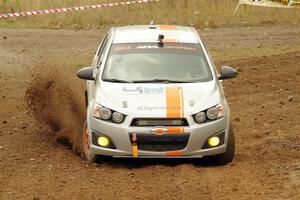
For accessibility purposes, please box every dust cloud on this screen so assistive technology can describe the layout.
[25,63,86,154]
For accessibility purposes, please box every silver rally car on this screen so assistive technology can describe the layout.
[77,25,238,165]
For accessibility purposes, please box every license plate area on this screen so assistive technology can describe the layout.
[129,133,190,152]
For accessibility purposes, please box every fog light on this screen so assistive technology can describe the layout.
[208,136,220,147]
[97,136,110,147]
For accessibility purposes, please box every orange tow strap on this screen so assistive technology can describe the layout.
[132,133,138,158]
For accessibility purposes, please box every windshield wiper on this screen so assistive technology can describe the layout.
[132,79,194,83]
[102,78,132,83]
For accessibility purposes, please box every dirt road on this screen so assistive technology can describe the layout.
[0,25,300,200]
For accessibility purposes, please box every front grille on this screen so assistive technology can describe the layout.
[130,118,189,127]
[129,133,189,152]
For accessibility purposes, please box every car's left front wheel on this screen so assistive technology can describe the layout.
[82,121,97,163]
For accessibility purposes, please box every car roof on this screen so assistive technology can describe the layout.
[112,25,200,44]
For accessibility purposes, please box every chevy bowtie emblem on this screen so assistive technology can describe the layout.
[152,127,185,134]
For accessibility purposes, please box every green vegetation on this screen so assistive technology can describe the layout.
[0,0,299,29]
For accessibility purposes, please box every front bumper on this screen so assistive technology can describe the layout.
[86,110,230,158]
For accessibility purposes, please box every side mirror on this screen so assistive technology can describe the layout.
[219,66,237,80]
[77,67,94,80]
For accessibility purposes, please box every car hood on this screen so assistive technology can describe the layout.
[97,81,221,118]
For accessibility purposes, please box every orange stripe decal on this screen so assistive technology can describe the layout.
[166,151,184,156]
[180,86,184,118]
[168,127,184,133]
[162,39,177,43]
[166,87,184,118]
[160,25,176,30]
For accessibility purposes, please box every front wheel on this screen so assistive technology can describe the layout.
[206,125,235,165]
[81,121,97,163]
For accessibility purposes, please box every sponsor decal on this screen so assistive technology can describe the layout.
[136,45,159,49]
[135,45,196,51]
[132,86,185,118]
[114,45,132,52]
[112,44,199,53]
[164,45,196,51]
[144,86,164,94]
[137,106,181,111]
[123,86,163,95]
[123,86,143,94]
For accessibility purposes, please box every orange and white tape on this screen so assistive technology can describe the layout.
[0,0,159,19]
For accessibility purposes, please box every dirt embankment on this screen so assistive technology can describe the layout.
[0,26,300,200]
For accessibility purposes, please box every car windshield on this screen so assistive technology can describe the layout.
[102,43,213,83]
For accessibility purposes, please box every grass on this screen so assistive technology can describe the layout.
[0,0,300,29]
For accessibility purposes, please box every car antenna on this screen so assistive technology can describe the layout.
[149,20,156,29]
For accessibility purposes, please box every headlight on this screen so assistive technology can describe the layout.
[207,103,224,120]
[194,112,206,123]
[207,107,218,120]
[99,107,112,120]
[91,103,125,123]
[216,103,225,118]
[193,103,225,123]
[112,112,125,123]
[91,103,102,118]
[92,103,112,120]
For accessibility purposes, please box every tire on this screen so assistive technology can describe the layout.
[206,124,235,165]
[81,121,97,163]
